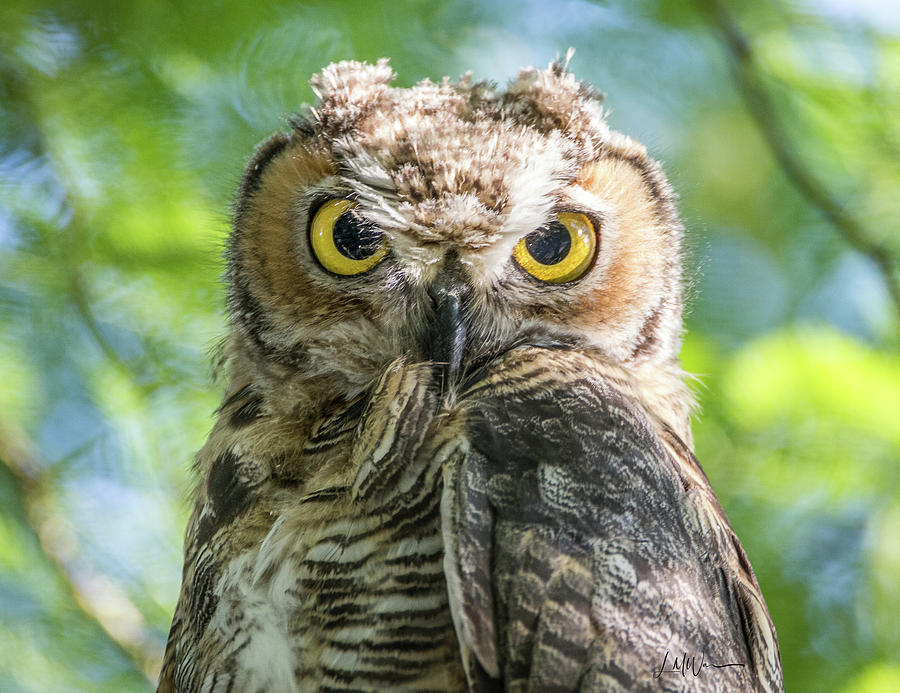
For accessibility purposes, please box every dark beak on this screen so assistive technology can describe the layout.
[425,263,469,385]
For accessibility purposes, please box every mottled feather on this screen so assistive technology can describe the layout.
[443,347,782,692]
[159,57,783,693]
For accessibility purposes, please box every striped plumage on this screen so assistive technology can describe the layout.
[159,58,783,692]
[163,363,465,691]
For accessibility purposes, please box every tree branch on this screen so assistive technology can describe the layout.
[697,0,900,317]
[0,421,162,685]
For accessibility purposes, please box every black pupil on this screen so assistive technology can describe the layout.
[333,212,382,260]
[525,222,571,265]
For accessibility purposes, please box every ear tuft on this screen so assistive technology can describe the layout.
[310,59,395,102]
[310,59,396,138]
[504,52,609,160]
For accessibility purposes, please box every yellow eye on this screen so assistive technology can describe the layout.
[309,199,387,276]
[512,211,597,283]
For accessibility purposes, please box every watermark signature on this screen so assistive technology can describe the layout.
[652,650,745,679]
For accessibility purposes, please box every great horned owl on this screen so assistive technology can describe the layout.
[159,58,783,692]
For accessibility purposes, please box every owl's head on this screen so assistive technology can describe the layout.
[226,58,689,426]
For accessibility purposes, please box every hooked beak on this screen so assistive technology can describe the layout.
[424,259,470,385]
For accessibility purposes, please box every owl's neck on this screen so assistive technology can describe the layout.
[219,329,695,461]
[623,358,696,450]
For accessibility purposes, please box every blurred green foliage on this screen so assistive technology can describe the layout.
[1,0,898,691]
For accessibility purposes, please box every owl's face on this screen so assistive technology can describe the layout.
[226,59,685,410]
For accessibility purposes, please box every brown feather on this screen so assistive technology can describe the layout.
[160,58,782,692]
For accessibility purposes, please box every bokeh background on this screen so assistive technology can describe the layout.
[1,0,899,690]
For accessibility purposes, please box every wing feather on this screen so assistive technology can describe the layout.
[442,349,784,692]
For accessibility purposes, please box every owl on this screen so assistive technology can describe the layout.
[158,58,783,692]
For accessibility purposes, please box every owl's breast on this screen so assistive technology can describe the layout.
[173,361,467,692]
[218,496,464,691]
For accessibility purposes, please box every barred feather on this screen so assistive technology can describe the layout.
[159,58,783,693]
[161,348,781,692]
